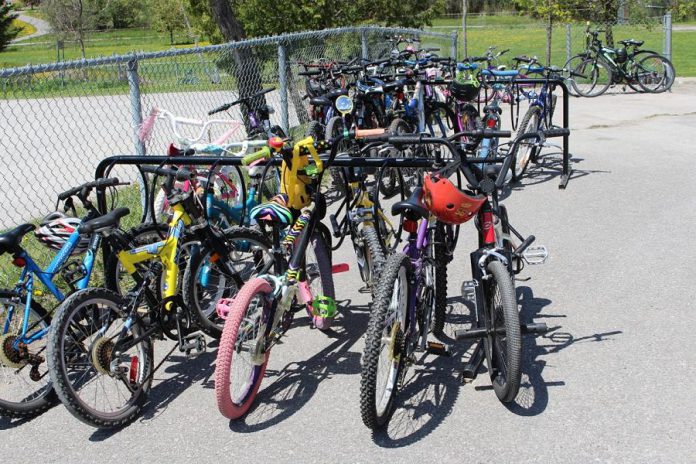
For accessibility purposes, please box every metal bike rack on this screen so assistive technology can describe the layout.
[479,76,572,189]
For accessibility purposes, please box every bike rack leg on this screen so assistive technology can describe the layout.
[559,81,572,189]
[461,339,485,382]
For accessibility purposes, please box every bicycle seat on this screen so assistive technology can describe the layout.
[391,187,429,220]
[619,39,643,47]
[78,207,130,235]
[325,89,349,99]
[309,96,332,107]
[0,223,35,255]
[250,194,293,225]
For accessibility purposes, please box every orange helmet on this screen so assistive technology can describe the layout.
[422,173,485,225]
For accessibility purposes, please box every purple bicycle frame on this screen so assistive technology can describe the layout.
[402,217,430,339]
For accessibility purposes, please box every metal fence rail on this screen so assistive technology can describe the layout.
[0,26,457,230]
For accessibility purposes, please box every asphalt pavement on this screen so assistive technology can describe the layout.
[2,81,696,463]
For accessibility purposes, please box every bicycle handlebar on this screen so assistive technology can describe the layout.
[208,87,275,115]
[58,177,122,201]
[151,108,242,146]
[141,165,194,182]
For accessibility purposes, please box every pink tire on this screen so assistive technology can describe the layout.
[215,278,272,419]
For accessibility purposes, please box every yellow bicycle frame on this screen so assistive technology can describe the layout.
[278,136,323,210]
[348,179,396,248]
[116,202,192,309]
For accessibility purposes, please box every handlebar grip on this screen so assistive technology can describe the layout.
[141,166,193,180]
[482,129,511,138]
[298,70,322,76]
[57,177,121,201]
[208,103,231,116]
[95,177,121,188]
[500,48,510,55]
[241,146,272,166]
[543,128,570,138]
[355,128,386,138]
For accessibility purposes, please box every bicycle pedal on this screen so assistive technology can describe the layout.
[426,341,452,357]
[461,281,476,301]
[180,333,206,358]
[522,245,549,265]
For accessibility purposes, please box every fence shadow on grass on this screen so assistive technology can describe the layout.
[227,299,368,433]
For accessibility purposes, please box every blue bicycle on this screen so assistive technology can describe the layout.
[0,178,156,418]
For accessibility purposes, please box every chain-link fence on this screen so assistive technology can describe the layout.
[436,12,672,66]
[0,26,457,230]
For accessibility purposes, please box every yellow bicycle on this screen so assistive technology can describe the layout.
[46,166,273,429]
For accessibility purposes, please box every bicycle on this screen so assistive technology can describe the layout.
[564,27,675,97]
[208,87,287,139]
[0,177,146,418]
[359,128,560,429]
[46,166,273,428]
[214,136,342,419]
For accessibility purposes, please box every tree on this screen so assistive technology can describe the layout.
[0,3,19,52]
[152,0,186,44]
[42,0,100,59]
[515,0,571,64]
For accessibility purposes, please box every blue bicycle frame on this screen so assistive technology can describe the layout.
[3,231,100,347]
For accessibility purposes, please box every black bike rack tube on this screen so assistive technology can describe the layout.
[480,76,571,189]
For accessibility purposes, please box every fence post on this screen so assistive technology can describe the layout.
[277,41,289,135]
[450,30,458,60]
[361,29,369,60]
[663,13,672,61]
[566,24,572,62]
[126,57,145,156]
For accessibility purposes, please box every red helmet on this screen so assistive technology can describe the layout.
[422,173,485,225]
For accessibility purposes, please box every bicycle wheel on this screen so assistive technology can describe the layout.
[183,226,273,339]
[636,54,675,93]
[482,260,521,403]
[565,55,612,97]
[511,105,542,182]
[424,101,455,138]
[377,118,411,198]
[103,222,168,295]
[431,224,449,335]
[325,116,349,195]
[47,288,153,428]
[0,296,56,417]
[355,226,385,293]
[215,278,271,419]
[306,232,335,330]
[360,253,412,429]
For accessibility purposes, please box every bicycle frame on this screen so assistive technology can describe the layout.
[3,230,102,347]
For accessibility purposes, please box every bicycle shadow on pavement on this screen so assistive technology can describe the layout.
[227,299,368,433]
[371,294,476,448]
[89,340,219,442]
[508,152,610,192]
[503,285,622,416]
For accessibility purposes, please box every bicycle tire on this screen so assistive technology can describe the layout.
[325,116,349,195]
[103,222,168,296]
[215,277,271,419]
[0,297,57,418]
[47,287,153,428]
[306,232,335,330]
[511,105,542,181]
[431,224,449,335]
[377,118,410,198]
[636,54,675,93]
[564,55,612,97]
[360,253,412,430]
[482,260,521,403]
[355,226,385,294]
[305,120,324,140]
[182,226,273,339]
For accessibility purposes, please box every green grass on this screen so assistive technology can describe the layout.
[429,21,694,76]
[0,27,204,69]
[12,18,36,39]
[432,14,539,28]
[0,184,144,308]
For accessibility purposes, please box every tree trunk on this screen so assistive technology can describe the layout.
[207,0,266,135]
[170,29,174,45]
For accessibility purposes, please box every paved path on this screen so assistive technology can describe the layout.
[12,12,51,43]
[1,83,696,463]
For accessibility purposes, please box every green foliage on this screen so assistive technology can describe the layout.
[672,0,696,20]
[105,0,151,29]
[152,0,185,43]
[231,0,444,38]
[0,4,20,52]
[186,0,223,43]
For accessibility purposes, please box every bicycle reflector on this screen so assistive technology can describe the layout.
[12,257,26,267]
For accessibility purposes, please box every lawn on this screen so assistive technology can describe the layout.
[12,18,36,38]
